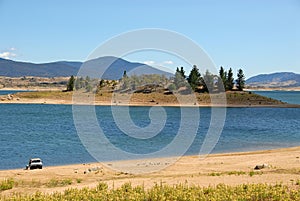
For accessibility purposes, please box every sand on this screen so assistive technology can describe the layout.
[1,94,299,108]
[1,146,300,196]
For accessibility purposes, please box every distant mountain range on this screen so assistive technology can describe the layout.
[247,72,300,88]
[0,56,172,79]
[2,57,298,88]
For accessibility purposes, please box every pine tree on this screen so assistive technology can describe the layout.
[123,70,128,78]
[179,67,185,79]
[66,75,75,91]
[226,68,234,91]
[122,70,130,89]
[219,67,227,85]
[236,69,246,91]
[187,65,201,91]
[174,67,186,89]
[202,70,214,92]
[218,66,227,91]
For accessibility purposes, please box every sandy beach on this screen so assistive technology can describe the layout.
[1,90,300,108]
[1,146,300,196]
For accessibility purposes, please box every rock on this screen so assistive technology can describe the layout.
[91,167,101,171]
[254,163,269,170]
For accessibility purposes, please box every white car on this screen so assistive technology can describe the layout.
[26,158,43,170]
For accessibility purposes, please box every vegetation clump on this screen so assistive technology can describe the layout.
[2,182,300,200]
[0,178,14,191]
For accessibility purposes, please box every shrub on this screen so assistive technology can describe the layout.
[0,178,14,191]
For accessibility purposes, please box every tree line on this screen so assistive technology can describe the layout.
[170,66,245,93]
[65,66,245,93]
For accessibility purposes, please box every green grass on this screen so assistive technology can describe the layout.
[2,182,300,201]
[249,170,263,177]
[76,178,82,183]
[0,178,14,191]
[46,178,73,188]
[16,91,72,99]
[208,171,260,177]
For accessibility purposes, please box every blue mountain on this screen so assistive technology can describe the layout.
[247,72,300,87]
[0,56,172,79]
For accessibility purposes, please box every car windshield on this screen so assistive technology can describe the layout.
[31,160,41,163]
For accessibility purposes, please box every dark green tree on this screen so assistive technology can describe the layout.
[123,70,128,78]
[219,66,227,85]
[75,78,81,90]
[226,68,234,91]
[99,79,105,88]
[179,67,186,79]
[66,75,75,91]
[187,65,201,91]
[236,68,246,91]
[174,67,186,89]
[121,70,130,89]
[217,66,227,91]
[202,70,215,92]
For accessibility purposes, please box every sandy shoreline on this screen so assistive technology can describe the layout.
[246,87,300,91]
[2,146,300,196]
[1,97,300,108]
[1,89,299,107]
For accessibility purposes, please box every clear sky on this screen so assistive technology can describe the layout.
[0,0,299,78]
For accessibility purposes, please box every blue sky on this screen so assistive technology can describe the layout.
[0,0,299,78]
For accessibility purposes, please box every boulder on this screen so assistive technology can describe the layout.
[254,163,269,170]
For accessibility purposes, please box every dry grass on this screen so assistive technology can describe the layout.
[11,90,289,107]
[2,182,300,200]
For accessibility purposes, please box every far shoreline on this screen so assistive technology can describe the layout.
[1,100,300,108]
[2,86,300,92]
[0,89,300,108]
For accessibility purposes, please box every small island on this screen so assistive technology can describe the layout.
[0,66,299,107]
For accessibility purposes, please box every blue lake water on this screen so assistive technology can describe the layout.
[0,103,300,170]
[0,90,32,95]
[253,91,300,105]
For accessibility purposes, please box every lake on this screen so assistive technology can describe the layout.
[0,90,32,95]
[252,90,300,105]
[1,103,300,170]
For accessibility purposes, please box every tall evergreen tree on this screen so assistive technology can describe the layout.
[179,67,185,79]
[202,70,215,92]
[174,67,186,89]
[187,65,201,91]
[226,68,234,91]
[219,66,227,85]
[66,75,75,91]
[218,66,227,91]
[122,70,130,89]
[123,70,128,78]
[236,68,245,91]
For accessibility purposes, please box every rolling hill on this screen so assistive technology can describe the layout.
[0,57,172,79]
[246,72,300,88]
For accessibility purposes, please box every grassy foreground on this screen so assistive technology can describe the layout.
[2,182,300,201]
